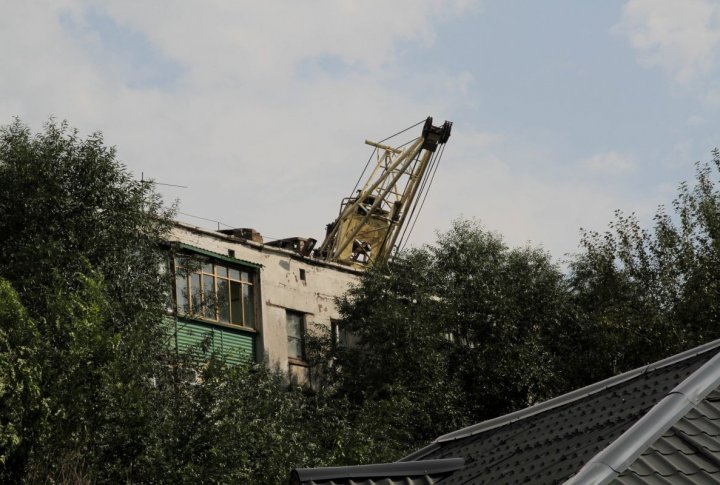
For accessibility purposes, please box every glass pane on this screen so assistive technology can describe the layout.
[230,281,242,325]
[190,273,201,315]
[241,271,251,282]
[202,262,213,273]
[217,279,229,323]
[339,328,350,348]
[175,274,188,314]
[243,284,254,328]
[215,265,228,277]
[288,336,303,359]
[229,268,241,281]
[286,312,302,338]
[202,274,215,319]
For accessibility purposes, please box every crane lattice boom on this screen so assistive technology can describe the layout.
[317,116,452,269]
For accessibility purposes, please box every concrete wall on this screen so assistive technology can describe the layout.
[169,222,360,378]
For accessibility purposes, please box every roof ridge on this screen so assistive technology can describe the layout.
[564,347,720,484]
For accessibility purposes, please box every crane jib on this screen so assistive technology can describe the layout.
[315,116,452,269]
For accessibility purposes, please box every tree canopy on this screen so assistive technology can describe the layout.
[307,150,720,461]
[568,150,720,381]
[0,119,177,481]
[2,117,719,483]
[306,219,577,459]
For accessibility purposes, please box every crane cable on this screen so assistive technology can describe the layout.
[394,150,437,254]
[349,119,426,196]
[407,143,446,246]
[340,118,445,262]
[394,142,447,255]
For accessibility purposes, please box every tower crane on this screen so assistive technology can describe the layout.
[316,116,452,269]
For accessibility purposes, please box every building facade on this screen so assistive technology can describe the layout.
[167,221,360,380]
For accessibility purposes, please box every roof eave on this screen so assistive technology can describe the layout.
[292,457,464,483]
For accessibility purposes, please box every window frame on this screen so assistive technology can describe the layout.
[331,319,351,348]
[286,309,306,362]
[174,254,258,331]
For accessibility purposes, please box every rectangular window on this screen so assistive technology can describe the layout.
[286,310,305,361]
[175,320,256,365]
[176,273,189,314]
[331,319,350,348]
[175,256,256,329]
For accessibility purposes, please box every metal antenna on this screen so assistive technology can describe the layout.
[141,172,189,189]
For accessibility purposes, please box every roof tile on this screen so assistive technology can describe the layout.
[617,387,720,484]
[419,350,715,484]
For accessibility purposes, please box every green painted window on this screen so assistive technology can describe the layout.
[175,319,255,365]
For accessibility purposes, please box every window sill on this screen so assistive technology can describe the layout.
[176,315,258,333]
[288,357,308,367]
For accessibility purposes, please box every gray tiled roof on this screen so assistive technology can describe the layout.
[613,388,720,484]
[417,349,716,484]
[290,339,720,485]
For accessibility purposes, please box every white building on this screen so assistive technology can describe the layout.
[167,221,360,380]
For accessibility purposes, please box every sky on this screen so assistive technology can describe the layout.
[2,0,720,262]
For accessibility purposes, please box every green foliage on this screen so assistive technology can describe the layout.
[0,118,378,484]
[308,219,573,460]
[0,118,172,340]
[308,247,462,457]
[3,115,718,483]
[134,356,366,484]
[0,119,174,482]
[432,220,573,416]
[0,279,44,480]
[569,150,720,379]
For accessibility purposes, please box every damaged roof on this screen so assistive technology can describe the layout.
[291,339,720,484]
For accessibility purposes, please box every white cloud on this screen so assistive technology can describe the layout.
[614,0,720,82]
[411,132,657,259]
[0,1,677,262]
[99,1,476,83]
[705,87,720,106]
[0,0,480,246]
[443,71,475,96]
[686,114,708,125]
[581,151,636,175]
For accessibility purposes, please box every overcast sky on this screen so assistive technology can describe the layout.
[2,0,720,262]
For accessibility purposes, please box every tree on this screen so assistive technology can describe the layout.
[307,219,575,460]
[0,118,378,484]
[308,247,464,457]
[0,278,43,481]
[0,119,174,482]
[432,220,575,417]
[568,150,720,379]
